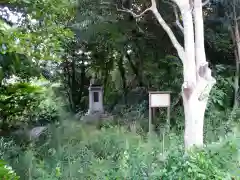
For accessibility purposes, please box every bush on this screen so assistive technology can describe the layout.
[0,82,63,131]
[0,160,20,180]
[159,148,231,179]
[31,83,65,125]
[0,83,42,130]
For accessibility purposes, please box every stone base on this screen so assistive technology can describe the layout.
[86,109,104,115]
[81,111,113,123]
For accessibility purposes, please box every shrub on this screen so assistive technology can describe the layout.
[0,82,63,131]
[0,83,42,130]
[158,148,231,180]
[31,83,64,125]
[0,160,20,180]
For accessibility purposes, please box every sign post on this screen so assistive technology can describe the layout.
[148,91,171,133]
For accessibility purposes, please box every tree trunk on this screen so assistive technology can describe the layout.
[228,3,240,109]
[118,55,127,103]
[63,60,74,111]
[233,6,240,108]
[78,62,86,109]
[233,49,239,108]
[126,53,144,86]
[182,76,214,148]
[183,97,204,147]
[71,58,77,112]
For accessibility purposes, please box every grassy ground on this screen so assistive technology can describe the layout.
[0,118,239,180]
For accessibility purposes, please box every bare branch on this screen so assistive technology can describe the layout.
[116,0,185,62]
[116,6,152,18]
[101,1,151,18]
[162,0,184,32]
[189,0,194,9]
[152,0,185,61]
[151,0,157,8]
[202,0,210,6]
[173,5,183,33]
[151,7,185,62]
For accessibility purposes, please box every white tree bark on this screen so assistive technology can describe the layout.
[182,0,216,149]
[118,0,216,149]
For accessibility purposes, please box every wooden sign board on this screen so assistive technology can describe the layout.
[148,91,171,133]
[150,93,170,107]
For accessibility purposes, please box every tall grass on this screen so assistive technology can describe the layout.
[0,117,239,180]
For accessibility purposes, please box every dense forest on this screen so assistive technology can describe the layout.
[0,0,239,179]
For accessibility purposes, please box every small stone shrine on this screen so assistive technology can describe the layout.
[87,84,104,114]
[81,77,113,122]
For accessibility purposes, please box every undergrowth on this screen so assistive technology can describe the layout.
[0,119,239,180]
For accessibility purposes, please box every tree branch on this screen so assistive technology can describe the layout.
[100,1,150,18]
[173,5,183,33]
[202,0,210,6]
[116,5,152,18]
[151,9,185,62]
[117,0,185,62]
[151,0,185,62]
[162,0,184,32]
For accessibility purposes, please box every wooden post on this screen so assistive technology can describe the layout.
[167,106,170,131]
[149,93,152,133]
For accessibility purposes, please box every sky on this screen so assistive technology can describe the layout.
[0,6,37,25]
[0,6,23,24]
